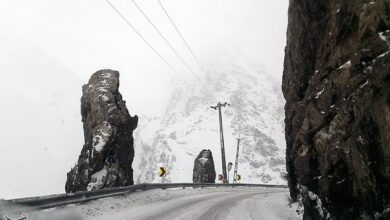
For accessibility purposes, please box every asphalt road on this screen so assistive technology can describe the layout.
[21,187,300,220]
[96,188,300,220]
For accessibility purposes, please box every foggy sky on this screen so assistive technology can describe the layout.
[0,0,288,198]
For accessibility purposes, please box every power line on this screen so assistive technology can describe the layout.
[105,0,189,85]
[157,0,215,86]
[129,0,215,93]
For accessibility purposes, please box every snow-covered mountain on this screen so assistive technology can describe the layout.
[133,54,287,184]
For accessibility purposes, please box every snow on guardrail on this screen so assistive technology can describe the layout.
[4,183,287,211]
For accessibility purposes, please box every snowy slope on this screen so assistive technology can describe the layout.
[133,54,286,184]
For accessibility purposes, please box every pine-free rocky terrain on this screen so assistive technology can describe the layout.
[66,70,138,193]
[283,0,390,219]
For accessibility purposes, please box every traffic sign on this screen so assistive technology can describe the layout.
[228,162,233,171]
[158,167,166,177]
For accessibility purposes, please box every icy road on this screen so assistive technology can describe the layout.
[31,187,301,220]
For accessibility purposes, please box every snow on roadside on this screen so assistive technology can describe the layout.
[28,187,299,220]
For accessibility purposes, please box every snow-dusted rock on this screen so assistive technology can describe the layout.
[193,150,216,183]
[65,69,138,193]
[283,1,390,218]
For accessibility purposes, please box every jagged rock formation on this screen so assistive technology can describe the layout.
[193,150,216,183]
[65,69,138,193]
[283,1,390,219]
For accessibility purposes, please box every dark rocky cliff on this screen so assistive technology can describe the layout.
[65,69,138,193]
[283,0,390,219]
[193,150,216,183]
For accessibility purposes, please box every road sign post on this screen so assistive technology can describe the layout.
[227,162,233,183]
[158,167,166,183]
[218,174,224,183]
[233,137,242,183]
[158,167,166,177]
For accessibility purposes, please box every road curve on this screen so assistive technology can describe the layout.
[25,187,300,220]
[94,188,300,220]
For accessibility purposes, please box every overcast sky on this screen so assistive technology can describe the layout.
[0,0,288,199]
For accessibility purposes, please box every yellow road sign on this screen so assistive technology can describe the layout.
[158,167,166,177]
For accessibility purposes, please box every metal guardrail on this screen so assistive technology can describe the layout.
[5,183,287,210]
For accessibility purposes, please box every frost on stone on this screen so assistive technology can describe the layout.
[378,30,390,47]
[298,185,332,220]
[375,208,390,219]
[378,51,390,58]
[198,158,208,165]
[99,94,109,102]
[338,60,351,70]
[94,73,113,93]
[376,31,390,58]
[92,121,113,152]
[308,190,324,217]
[87,167,108,191]
[359,80,369,89]
[314,88,324,99]
[101,72,113,78]
[66,69,137,193]
[193,150,216,183]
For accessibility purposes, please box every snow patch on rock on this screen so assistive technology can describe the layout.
[92,122,112,152]
[87,167,108,191]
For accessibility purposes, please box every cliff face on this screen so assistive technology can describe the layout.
[283,1,390,219]
[65,69,138,193]
[193,150,216,183]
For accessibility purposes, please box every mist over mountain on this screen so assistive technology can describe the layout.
[0,39,84,198]
[0,42,286,199]
[133,53,286,184]
[0,0,288,199]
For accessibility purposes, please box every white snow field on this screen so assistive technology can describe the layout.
[26,187,301,220]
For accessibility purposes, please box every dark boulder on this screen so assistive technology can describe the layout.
[283,1,390,219]
[193,150,216,183]
[65,69,138,193]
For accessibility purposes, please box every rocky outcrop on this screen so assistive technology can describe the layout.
[283,1,390,219]
[65,69,138,193]
[193,150,216,183]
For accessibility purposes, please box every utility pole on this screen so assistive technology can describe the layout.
[233,137,242,183]
[211,102,230,184]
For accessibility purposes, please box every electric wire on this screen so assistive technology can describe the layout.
[157,0,216,86]
[130,0,215,93]
[105,0,189,85]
